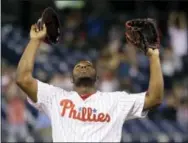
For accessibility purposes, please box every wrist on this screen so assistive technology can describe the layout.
[29,39,42,47]
[30,38,42,42]
[149,54,160,62]
[149,53,160,58]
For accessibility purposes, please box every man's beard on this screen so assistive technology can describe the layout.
[73,77,96,87]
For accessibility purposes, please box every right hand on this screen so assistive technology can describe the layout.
[30,24,47,40]
[147,48,160,58]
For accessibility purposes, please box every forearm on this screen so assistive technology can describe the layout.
[148,55,164,103]
[16,39,41,81]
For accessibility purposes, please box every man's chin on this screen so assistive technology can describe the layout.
[77,76,94,81]
[74,76,96,86]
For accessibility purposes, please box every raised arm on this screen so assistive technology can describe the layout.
[16,24,47,102]
[121,19,164,119]
[144,49,164,110]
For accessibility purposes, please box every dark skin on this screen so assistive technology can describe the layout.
[72,61,97,96]
[16,23,164,111]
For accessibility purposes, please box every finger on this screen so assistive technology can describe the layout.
[36,27,39,32]
[31,24,36,31]
[31,24,39,33]
[34,24,40,32]
[42,24,46,31]
[37,18,42,30]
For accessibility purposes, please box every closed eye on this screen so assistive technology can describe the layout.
[76,64,92,68]
[87,64,92,67]
[76,65,80,68]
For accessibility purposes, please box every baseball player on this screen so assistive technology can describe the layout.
[16,20,164,142]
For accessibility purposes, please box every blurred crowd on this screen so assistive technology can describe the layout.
[2,5,188,142]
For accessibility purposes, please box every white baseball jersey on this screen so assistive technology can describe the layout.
[28,80,147,142]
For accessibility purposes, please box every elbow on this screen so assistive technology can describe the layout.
[16,74,22,85]
[148,85,164,107]
[16,73,23,85]
[149,95,163,109]
[155,96,163,106]
[16,78,24,86]
[16,74,32,87]
[16,77,25,86]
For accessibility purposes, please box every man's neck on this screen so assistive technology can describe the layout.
[74,86,96,97]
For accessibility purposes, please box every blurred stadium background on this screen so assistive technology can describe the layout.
[1,0,188,142]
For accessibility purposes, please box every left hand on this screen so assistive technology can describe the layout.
[125,18,160,55]
[146,48,159,57]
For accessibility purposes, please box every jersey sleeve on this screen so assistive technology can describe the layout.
[27,80,61,116]
[118,91,148,120]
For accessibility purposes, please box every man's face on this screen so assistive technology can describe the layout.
[72,61,96,83]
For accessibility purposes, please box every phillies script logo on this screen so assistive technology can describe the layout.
[60,99,111,122]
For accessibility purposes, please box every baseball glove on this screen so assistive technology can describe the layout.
[37,7,61,45]
[125,18,160,54]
